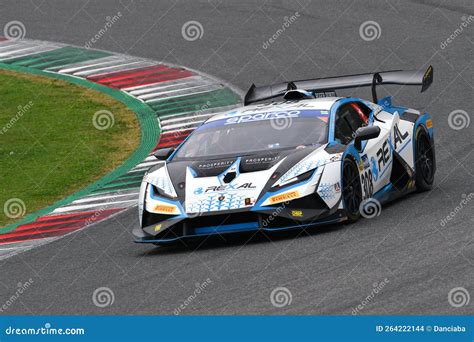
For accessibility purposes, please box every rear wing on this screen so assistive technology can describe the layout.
[244,65,433,105]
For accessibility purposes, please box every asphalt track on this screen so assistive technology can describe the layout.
[0,0,473,315]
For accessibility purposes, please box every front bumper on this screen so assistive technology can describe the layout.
[133,192,346,244]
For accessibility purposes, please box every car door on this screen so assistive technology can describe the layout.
[334,101,392,200]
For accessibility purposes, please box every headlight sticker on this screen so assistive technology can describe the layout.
[147,166,177,198]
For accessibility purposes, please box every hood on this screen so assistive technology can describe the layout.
[158,145,332,214]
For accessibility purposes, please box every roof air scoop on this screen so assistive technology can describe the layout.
[283,88,315,100]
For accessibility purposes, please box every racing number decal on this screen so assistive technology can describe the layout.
[361,169,373,200]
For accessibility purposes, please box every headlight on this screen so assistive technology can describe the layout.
[273,158,321,187]
[144,166,177,198]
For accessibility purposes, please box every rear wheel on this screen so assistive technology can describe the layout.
[342,157,363,222]
[415,129,435,192]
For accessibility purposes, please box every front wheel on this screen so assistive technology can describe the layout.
[342,157,363,223]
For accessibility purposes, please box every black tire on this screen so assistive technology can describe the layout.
[342,157,363,223]
[415,129,435,192]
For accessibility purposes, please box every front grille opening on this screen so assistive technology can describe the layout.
[188,212,260,230]
[261,214,301,229]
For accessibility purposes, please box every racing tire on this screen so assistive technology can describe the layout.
[414,129,435,192]
[342,157,363,223]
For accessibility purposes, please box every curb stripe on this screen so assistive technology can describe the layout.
[73,61,155,77]
[86,64,167,82]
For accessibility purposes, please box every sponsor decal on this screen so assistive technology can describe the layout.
[224,110,301,125]
[361,154,370,169]
[376,139,391,171]
[153,204,178,214]
[330,153,343,162]
[393,123,409,150]
[244,198,255,205]
[334,182,341,193]
[371,157,379,181]
[196,160,234,169]
[243,156,280,165]
[269,190,300,204]
[314,91,336,98]
[426,119,433,129]
[248,101,316,110]
[197,183,257,194]
[218,195,225,201]
[154,224,162,232]
[291,210,303,217]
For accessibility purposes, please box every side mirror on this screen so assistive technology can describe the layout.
[354,126,381,151]
[153,147,174,160]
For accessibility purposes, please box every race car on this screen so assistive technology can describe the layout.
[133,66,435,244]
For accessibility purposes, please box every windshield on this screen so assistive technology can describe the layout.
[173,109,329,159]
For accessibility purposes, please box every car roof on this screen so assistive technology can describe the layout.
[206,97,342,123]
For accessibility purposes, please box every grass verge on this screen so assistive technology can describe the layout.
[0,69,140,227]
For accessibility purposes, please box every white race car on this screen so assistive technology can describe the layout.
[133,67,435,245]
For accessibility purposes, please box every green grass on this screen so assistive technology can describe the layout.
[0,70,140,227]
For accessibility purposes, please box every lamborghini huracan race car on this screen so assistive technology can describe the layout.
[133,66,435,244]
